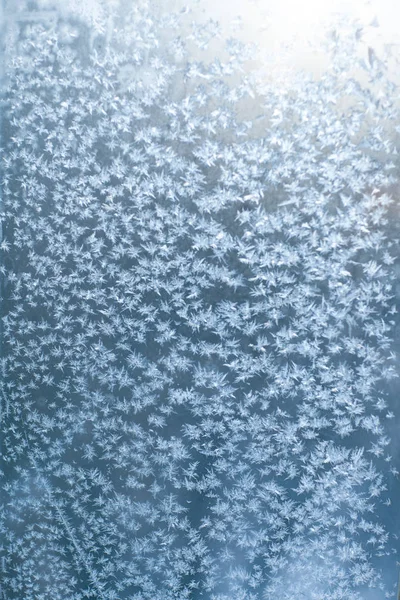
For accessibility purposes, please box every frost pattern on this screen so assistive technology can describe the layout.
[1,2,400,599]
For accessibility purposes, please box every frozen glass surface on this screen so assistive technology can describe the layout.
[1,1,400,599]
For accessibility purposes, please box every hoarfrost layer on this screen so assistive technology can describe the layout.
[1,1,400,599]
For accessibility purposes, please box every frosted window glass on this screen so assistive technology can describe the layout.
[1,1,400,598]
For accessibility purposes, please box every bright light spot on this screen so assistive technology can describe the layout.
[254,0,400,47]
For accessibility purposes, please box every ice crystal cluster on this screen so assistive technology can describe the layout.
[1,1,400,599]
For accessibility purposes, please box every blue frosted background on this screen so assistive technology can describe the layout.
[1,1,400,599]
